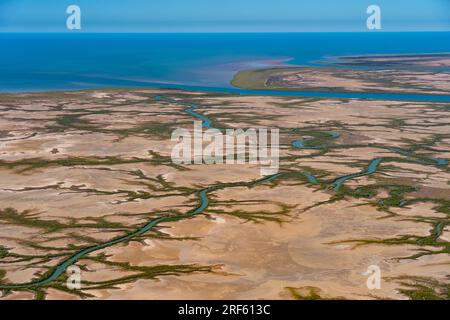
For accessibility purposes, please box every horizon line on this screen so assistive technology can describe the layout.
[2,30,450,34]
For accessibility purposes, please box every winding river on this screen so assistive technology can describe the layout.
[331,158,383,192]
[0,94,279,290]
[0,174,283,290]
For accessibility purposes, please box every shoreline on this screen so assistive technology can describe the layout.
[4,52,450,102]
[3,84,450,103]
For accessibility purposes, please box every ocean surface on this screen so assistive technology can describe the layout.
[1,32,450,98]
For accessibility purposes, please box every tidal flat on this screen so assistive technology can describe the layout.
[0,88,449,300]
[232,53,450,96]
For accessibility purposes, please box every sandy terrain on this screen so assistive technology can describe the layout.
[0,88,449,300]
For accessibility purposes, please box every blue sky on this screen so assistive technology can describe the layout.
[1,0,449,32]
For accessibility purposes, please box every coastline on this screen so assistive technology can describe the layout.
[3,32,450,94]
[231,53,450,99]
[3,83,450,103]
[5,51,450,102]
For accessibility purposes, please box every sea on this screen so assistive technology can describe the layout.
[1,32,450,100]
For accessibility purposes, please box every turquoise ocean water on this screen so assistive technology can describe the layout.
[1,32,450,100]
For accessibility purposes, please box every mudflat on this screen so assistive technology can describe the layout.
[0,88,449,300]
